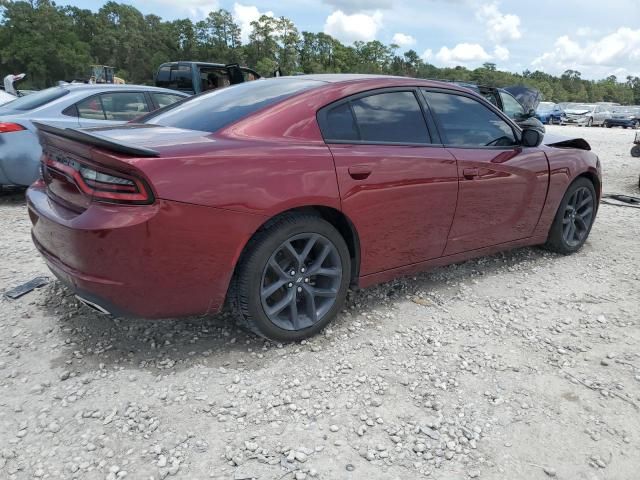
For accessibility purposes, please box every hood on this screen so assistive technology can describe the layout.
[564,108,591,115]
[542,132,590,151]
[503,86,542,112]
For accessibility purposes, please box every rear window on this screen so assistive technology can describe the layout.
[0,86,68,111]
[143,78,323,133]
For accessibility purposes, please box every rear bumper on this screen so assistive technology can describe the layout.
[27,183,264,318]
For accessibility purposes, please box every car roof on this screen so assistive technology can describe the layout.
[271,74,468,93]
[61,83,187,94]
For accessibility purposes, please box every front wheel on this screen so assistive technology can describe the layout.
[231,214,351,342]
[587,117,593,127]
[544,178,597,254]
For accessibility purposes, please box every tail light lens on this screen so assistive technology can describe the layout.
[0,122,26,133]
[44,154,153,204]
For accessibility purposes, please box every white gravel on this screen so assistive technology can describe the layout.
[1,125,639,480]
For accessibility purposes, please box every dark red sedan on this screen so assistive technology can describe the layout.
[27,75,601,341]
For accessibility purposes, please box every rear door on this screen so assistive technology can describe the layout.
[318,89,459,275]
[422,89,549,255]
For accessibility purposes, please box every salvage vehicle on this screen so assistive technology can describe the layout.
[0,84,187,187]
[604,106,640,129]
[0,89,15,106]
[28,75,602,342]
[563,103,610,127]
[632,131,640,157]
[154,61,260,95]
[536,102,566,125]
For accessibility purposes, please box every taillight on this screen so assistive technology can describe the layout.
[0,122,26,133]
[44,154,153,204]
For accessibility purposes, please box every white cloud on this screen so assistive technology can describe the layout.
[532,27,640,77]
[435,43,492,64]
[493,45,510,61]
[392,32,416,47]
[476,2,521,43]
[233,3,274,43]
[421,49,433,61]
[324,10,383,43]
[151,0,218,18]
[322,0,393,13]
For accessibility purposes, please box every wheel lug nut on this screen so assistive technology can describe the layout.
[290,270,296,276]
[300,267,306,273]
[288,282,293,288]
[304,278,309,283]
[297,287,302,292]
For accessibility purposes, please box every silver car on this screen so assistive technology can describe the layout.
[562,103,611,127]
[0,84,187,186]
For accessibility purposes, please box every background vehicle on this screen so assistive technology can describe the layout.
[0,89,15,106]
[0,84,187,186]
[155,61,260,95]
[563,103,610,126]
[536,102,566,125]
[604,106,640,129]
[29,75,601,342]
[454,83,545,133]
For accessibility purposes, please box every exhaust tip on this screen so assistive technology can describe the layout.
[75,295,111,315]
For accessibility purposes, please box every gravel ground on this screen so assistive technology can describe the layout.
[1,125,639,480]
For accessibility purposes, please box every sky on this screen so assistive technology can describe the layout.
[63,0,640,80]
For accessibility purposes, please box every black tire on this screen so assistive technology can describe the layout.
[544,177,597,254]
[606,124,612,128]
[231,213,351,342]
[631,145,640,158]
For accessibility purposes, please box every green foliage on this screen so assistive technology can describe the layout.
[1,0,638,104]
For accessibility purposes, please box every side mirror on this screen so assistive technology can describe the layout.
[521,128,543,147]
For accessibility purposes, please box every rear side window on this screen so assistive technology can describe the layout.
[320,91,430,144]
[143,78,323,133]
[351,92,429,143]
[76,96,106,120]
[155,66,171,85]
[423,90,517,147]
[173,65,193,90]
[0,87,68,111]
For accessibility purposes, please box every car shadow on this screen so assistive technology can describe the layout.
[44,245,551,376]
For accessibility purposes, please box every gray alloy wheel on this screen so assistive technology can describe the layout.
[260,233,342,331]
[544,177,597,254]
[561,186,595,248]
[231,213,351,342]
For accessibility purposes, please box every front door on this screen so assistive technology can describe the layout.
[422,90,549,256]
[318,89,459,275]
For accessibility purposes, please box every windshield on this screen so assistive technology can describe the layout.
[537,102,555,112]
[0,86,69,111]
[143,78,324,133]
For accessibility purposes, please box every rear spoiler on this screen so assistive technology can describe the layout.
[32,121,160,158]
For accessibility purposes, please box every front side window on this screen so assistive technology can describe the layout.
[424,91,517,147]
[100,92,149,121]
[499,91,525,120]
[152,92,185,109]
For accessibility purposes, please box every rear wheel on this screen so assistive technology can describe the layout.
[631,145,640,157]
[231,214,351,342]
[544,177,597,254]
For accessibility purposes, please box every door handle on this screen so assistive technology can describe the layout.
[463,168,479,180]
[348,164,372,180]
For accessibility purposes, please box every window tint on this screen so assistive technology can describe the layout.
[100,92,149,121]
[172,65,193,90]
[424,91,517,147]
[499,91,525,119]
[155,66,171,85]
[144,78,323,133]
[152,92,185,109]
[0,86,68,111]
[351,91,429,143]
[76,96,106,120]
[324,103,358,141]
